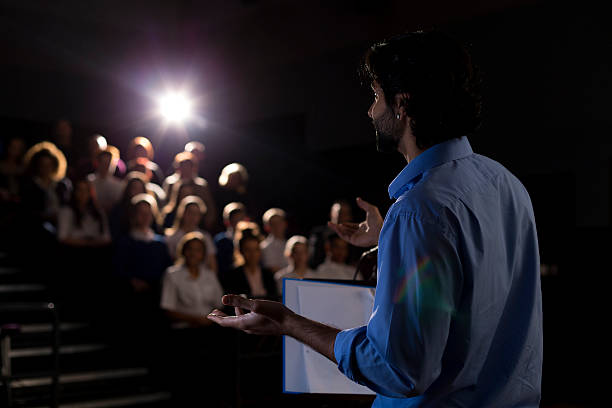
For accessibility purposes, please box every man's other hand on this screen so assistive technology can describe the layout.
[328,197,383,248]
[207,294,294,336]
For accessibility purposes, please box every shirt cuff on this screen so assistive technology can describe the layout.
[334,325,367,382]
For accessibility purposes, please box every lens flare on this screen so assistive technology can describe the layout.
[158,91,192,123]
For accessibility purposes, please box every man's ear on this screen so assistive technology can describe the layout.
[394,92,410,117]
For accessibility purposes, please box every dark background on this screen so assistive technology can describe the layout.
[1,0,609,405]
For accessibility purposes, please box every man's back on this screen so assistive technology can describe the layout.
[335,137,542,407]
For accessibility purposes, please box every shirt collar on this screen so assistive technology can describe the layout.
[388,136,473,199]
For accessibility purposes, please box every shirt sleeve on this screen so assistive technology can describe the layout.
[160,270,178,311]
[334,210,462,398]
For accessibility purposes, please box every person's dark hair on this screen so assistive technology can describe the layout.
[361,30,482,149]
[69,178,104,234]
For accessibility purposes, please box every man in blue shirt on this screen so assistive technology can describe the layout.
[209,31,542,407]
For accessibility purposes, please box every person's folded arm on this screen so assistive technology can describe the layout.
[335,211,462,398]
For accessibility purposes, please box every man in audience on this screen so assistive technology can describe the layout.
[260,208,289,273]
[88,148,123,214]
[214,202,246,275]
[274,235,316,294]
[308,199,354,269]
[315,232,357,280]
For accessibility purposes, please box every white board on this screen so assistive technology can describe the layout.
[282,278,376,394]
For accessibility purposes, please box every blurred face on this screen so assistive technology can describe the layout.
[329,237,349,263]
[74,181,91,206]
[133,145,148,159]
[290,242,308,269]
[229,210,245,230]
[268,215,287,237]
[178,160,195,178]
[183,239,206,268]
[133,202,153,229]
[7,138,25,159]
[97,154,112,174]
[37,156,56,180]
[182,203,202,229]
[330,203,352,224]
[241,238,261,266]
[55,120,72,144]
[127,180,146,198]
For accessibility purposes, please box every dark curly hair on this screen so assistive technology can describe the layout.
[360,30,482,150]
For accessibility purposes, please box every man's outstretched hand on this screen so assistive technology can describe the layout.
[328,197,383,248]
[208,294,340,363]
[207,294,293,336]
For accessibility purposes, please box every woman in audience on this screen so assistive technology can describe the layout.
[109,171,149,239]
[164,196,217,272]
[221,225,278,300]
[126,157,166,205]
[21,141,69,227]
[160,231,223,327]
[274,235,316,294]
[57,178,110,247]
[161,180,199,229]
[0,136,26,202]
[113,193,172,294]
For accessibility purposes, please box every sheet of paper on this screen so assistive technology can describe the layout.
[283,279,375,395]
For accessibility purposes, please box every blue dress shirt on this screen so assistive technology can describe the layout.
[334,136,542,407]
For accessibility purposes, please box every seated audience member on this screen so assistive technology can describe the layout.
[108,172,150,239]
[57,178,110,247]
[88,147,123,214]
[53,119,76,172]
[214,202,246,275]
[217,162,252,212]
[309,199,355,269]
[184,141,206,177]
[160,231,223,328]
[260,208,289,272]
[21,141,69,227]
[221,226,277,300]
[315,232,359,280]
[165,196,217,272]
[126,157,166,206]
[162,152,216,229]
[113,194,172,294]
[274,235,316,294]
[0,136,26,202]
[126,136,164,185]
[161,179,208,229]
[75,134,106,178]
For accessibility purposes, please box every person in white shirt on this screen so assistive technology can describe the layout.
[164,195,217,272]
[315,233,359,280]
[57,178,111,247]
[160,231,224,328]
[87,148,123,214]
[274,235,316,294]
[260,208,289,272]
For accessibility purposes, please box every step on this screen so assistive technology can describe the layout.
[10,343,107,358]
[0,284,46,293]
[22,391,172,408]
[8,367,149,388]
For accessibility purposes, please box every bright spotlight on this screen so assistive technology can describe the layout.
[158,91,193,123]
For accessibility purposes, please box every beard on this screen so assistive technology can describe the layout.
[373,108,403,153]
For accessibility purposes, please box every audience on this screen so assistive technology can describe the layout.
[274,235,316,294]
[109,171,149,239]
[315,232,358,280]
[214,202,246,275]
[21,141,69,227]
[164,196,217,272]
[260,208,289,272]
[57,178,111,247]
[0,136,26,202]
[125,157,167,206]
[160,231,223,328]
[113,193,172,294]
[308,199,354,268]
[126,136,164,185]
[87,147,123,214]
[220,224,278,300]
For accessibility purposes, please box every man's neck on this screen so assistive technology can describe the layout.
[398,128,425,163]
